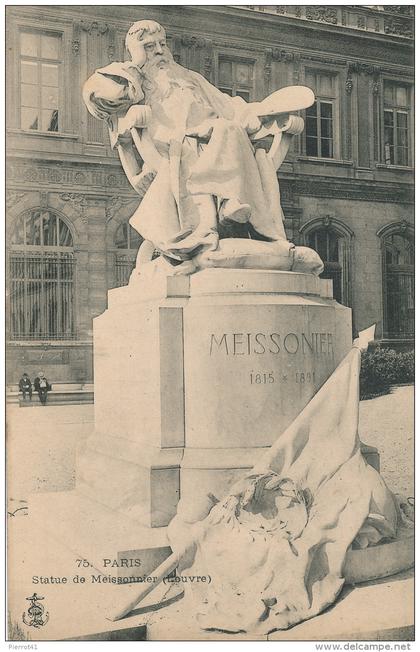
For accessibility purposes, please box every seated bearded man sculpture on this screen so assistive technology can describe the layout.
[83,19,323,276]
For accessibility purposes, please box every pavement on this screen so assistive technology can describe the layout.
[7,403,94,499]
[359,385,414,496]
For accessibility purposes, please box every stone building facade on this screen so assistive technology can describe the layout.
[6,5,414,384]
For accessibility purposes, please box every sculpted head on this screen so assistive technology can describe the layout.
[125,20,173,70]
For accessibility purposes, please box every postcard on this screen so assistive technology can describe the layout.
[6,3,414,644]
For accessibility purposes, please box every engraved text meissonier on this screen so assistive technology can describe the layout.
[209,332,334,356]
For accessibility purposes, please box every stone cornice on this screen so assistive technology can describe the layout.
[6,160,134,195]
[289,175,414,205]
[6,7,413,78]
[6,159,413,206]
[278,173,414,206]
[7,5,414,49]
[166,33,412,79]
[234,5,413,40]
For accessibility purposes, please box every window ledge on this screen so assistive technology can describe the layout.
[297,157,354,167]
[376,163,414,172]
[7,128,79,140]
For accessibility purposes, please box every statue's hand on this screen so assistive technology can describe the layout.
[231,98,261,134]
[242,110,262,135]
[126,41,147,70]
[117,105,151,137]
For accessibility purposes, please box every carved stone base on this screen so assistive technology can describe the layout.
[87,264,352,529]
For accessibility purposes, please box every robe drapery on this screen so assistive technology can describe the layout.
[167,332,412,634]
[83,61,287,248]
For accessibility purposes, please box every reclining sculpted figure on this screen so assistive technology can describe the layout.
[84,19,323,276]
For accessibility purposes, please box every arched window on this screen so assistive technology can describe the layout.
[9,210,75,339]
[115,222,143,287]
[381,229,414,338]
[307,227,350,305]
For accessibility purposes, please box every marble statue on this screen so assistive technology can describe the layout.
[83,19,323,276]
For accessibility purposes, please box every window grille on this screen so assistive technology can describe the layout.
[115,254,136,287]
[114,222,143,288]
[383,233,414,337]
[308,228,343,304]
[9,211,75,340]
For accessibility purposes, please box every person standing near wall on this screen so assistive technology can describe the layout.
[33,372,51,406]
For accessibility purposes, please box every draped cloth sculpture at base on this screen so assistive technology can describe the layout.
[167,329,413,634]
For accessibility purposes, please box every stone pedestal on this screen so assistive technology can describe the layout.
[77,267,352,533]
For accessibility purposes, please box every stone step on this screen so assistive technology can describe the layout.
[7,383,94,405]
[17,394,94,407]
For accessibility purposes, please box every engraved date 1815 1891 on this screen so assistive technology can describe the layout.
[250,371,316,384]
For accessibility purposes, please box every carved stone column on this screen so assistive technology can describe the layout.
[356,68,371,168]
[181,35,206,73]
[264,48,272,95]
[344,63,354,161]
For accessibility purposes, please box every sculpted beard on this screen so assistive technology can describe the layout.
[141,53,192,99]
